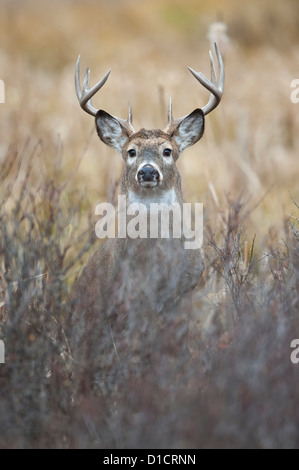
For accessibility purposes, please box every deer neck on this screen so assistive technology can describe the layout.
[126,187,182,210]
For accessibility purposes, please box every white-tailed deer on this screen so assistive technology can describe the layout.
[71,44,224,382]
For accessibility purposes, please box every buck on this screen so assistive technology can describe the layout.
[71,44,224,369]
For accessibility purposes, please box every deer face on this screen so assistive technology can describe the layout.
[95,109,204,202]
[75,45,224,203]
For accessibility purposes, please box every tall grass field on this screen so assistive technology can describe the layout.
[0,0,299,448]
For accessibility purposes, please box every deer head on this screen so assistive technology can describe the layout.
[75,44,224,206]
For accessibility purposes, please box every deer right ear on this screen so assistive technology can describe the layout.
[96,110,130,154]
[172,109,205,153]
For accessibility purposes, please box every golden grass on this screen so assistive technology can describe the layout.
[1,0,299,448]
[0,0,298,249]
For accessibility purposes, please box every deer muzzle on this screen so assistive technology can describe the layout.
[136,164,160,188]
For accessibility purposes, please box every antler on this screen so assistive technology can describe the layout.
[165,43,224,132]
[75,55,135,133]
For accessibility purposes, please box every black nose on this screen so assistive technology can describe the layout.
[137,164,159,182]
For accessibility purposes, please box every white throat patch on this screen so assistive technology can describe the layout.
[128,188,178,209]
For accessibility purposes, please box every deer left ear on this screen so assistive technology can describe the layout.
[95,110,130,154]
[172,109,204,153]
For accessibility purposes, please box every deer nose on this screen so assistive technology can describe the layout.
[137,164,160,183]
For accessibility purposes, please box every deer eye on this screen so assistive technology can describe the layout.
[163,148,172,157]
[127,149,136,158]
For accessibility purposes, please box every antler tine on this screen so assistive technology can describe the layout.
[164,43,224,132]
[168,96,173,123]
[164,95,189,132]
[164,96,173,129]
[188,43,224,116]
[75,55,135,133]
[128,100,133,127]
[75,55,111,117]
[75,55,83,103]
[203,49,219,113]
[168,96,172,123]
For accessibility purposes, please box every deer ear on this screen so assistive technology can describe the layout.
[96,110,130,154]
[172,109,205,153]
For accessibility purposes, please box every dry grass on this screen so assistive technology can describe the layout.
[0,0,299,448]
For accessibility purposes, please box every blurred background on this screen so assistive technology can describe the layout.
[1,0,299,449]
[0,0,298,242]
